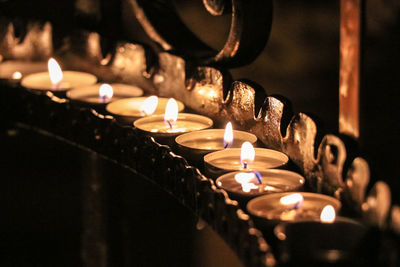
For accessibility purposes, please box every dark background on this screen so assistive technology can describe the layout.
[0,0,399,202]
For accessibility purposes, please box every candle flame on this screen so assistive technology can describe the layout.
[240,142,255,169]
[164,98,178,128]
[48,58,63,86]
[280,193,304,209]
[320,205,336,223]
[234,172,258,193]
[140,96,158,116]
[223,122,233,148]
[99,83,114,100]
[12,71,22,80]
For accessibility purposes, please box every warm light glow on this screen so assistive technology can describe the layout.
[99,84,114,100]
[48,58,63,85]
[140,96,158,116]
[235,172,255,184]
[12,71,22,80]
[280,193,304,209]
[320,205,336,223]
[240,142,255,169]
[223,122,233,148]
[234,172,258,193]
[164,98,178,128]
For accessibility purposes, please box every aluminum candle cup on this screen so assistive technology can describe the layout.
[21,71,97,91]
[67,83,143,107]
[203,148,289,179]
[175,129,257,166]
[273,218,375,265]
[106,97,185,124]
[21,58,97,94]
[247,192,341,223]
[215,170,305,207]
[247,192,341,246]
[0,61,47,87]
[134,113,213,146]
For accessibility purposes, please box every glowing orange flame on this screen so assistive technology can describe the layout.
[240,142,255,169]
[12,71,22,80]
[280,193,304,209]
[234,172,258,193]
[164,98,178,128]
[48,58,63,86]
[140,96,158,116]
[223,122,233,148]
[320,205,336,223]
[99,84,114,100]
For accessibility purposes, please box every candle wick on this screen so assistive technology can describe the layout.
[243,162,247,169]
[224,143,228,149]
[167,120,173,129]
[254,171,262,184]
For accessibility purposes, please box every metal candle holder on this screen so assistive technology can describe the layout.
[0,1,399,265]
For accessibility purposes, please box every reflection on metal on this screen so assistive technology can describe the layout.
[362,181,391,228]
[0,17,397,231]
[339,0,362,139]
[0,21,52,60]
[0,2,399,263]
[129,0,273,67]
[0,87,276,266]
[345,157,370,206]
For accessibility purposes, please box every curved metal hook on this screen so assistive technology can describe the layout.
[316,134,347,196]
[345,157,370,206]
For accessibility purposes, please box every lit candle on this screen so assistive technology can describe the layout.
[203,142,289,178]
[274,206,371,265]
[106,96,185,124]
[134,98,213,146]
[246,192,341,223]
[216,169,305,206]
[21,58,97,92]
[174,122,257,166]
[11,71,22,80]
[0,60,47,86]
[67,83,143,106]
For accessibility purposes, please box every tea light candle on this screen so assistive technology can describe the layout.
[204,142,289,178]
[106,96,185,123]
[247,192,341,223]
[0,60,47,86]
[175,122,257,165]
[67,83,143,106]
[21,58,97,92]
[134,98,213,146]
[215,169,305,204]
[274,208,373,265]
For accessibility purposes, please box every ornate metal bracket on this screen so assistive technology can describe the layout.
[0,1,399,262]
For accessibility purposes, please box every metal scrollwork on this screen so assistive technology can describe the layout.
[128,0,272,67]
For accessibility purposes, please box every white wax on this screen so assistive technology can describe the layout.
[67,83,143,104]
[21,71,97,91]
[0,61,47,79]
[175,129,257,150]
[204,148,289,171]
[216,170,305,197]
[106,97,185,118]
[134,113,213,135]
[247,192,341,222]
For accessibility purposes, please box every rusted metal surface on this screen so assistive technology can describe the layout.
[339,0,362,139]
